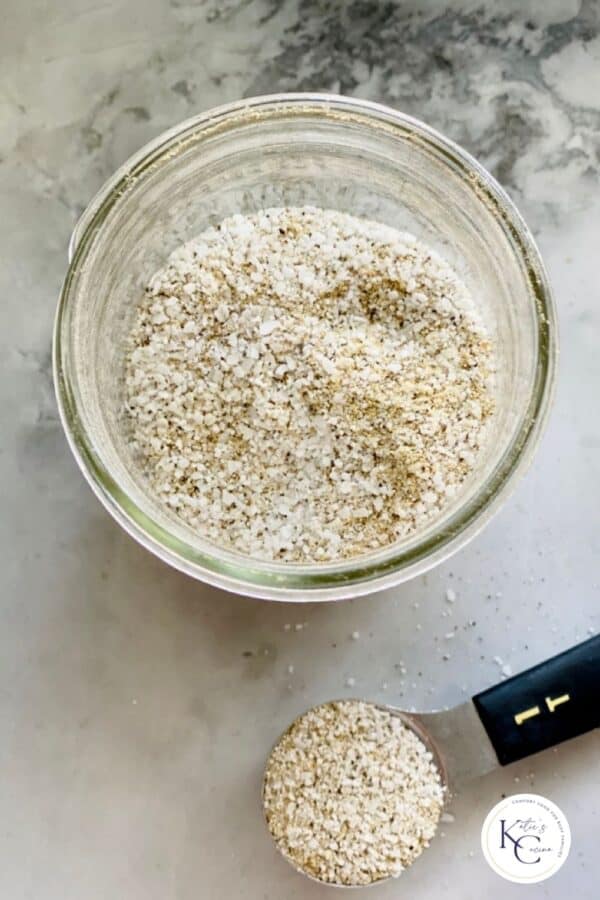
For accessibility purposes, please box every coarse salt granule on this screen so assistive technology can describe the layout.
[262,700,445,886]
[124,207,495,562]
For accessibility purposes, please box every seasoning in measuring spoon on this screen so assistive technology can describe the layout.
[262,700,445,886]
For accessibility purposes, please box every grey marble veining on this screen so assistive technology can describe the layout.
[1,2,599,898]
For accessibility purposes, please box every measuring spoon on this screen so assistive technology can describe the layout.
[263,634,600,886]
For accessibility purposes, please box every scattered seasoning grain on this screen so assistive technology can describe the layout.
[262,700,445,885]
[124,207,495,562]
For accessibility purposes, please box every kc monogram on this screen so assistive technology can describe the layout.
[481,794,571,884]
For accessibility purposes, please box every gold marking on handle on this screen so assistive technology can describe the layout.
[546,693,570,713]
[514,705,541,725]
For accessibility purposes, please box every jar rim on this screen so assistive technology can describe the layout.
[53,93,558,600]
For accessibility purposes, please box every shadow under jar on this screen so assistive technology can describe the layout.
[54,94,557,600]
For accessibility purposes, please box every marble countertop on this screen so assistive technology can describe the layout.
[1,1,599,898]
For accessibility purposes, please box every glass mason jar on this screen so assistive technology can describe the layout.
[54,94,557,601]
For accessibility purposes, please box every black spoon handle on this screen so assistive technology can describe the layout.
[473,635,600,765]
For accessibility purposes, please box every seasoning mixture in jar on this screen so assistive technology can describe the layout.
[124,207,495,562]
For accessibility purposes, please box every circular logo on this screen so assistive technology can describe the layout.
[481,793,570,884]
